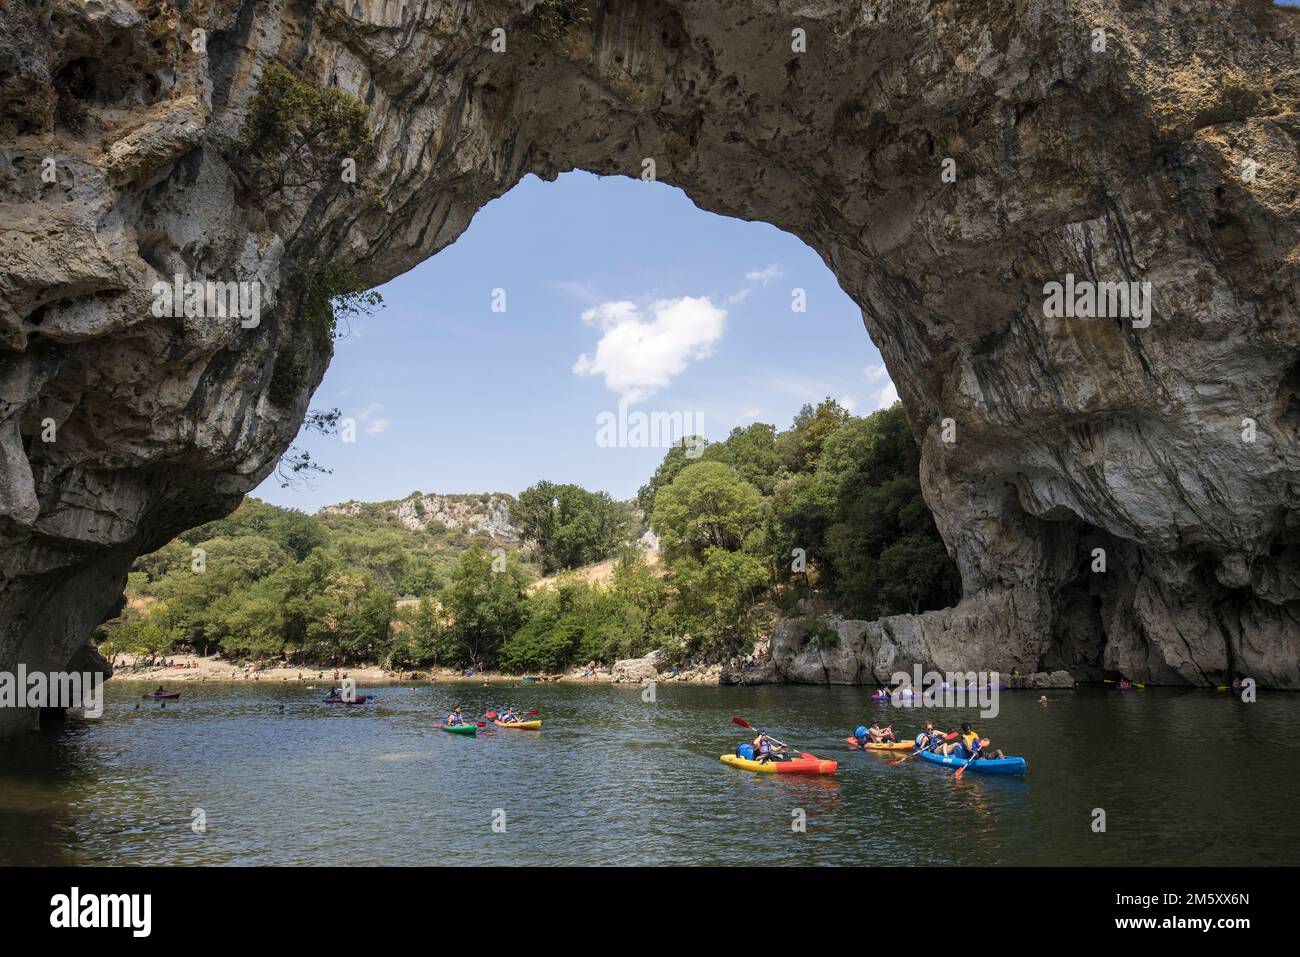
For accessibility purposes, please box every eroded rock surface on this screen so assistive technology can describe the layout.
[2,1,1299,731]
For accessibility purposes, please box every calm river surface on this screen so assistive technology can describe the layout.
[0,681,1293,866]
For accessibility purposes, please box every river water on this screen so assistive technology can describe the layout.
[0,681,1293,866]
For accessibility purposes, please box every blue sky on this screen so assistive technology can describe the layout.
[254,171,893,512]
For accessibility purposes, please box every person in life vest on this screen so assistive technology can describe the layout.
[867,720,897,743]
[935,721,973,757]
[753,731,789,763]
[951,722,1008,759]
[447,706,465,725]
[500,707,519,723]
[914,721,948,752]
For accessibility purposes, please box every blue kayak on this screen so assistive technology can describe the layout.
[916,748,1026,776]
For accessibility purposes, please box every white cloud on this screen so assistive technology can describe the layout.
[573,296,727,404]
[745,264,784,285]
[839,395,858,413]
[863,362,889,382]
[873,380,900,410]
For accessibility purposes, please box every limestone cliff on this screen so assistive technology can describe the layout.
[2,1,1299,732]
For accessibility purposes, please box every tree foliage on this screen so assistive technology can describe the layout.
[510,481,632,575]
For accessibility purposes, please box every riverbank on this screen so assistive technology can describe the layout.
[106,654,723,686]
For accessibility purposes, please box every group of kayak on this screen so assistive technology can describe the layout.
[720,716,1027,777]
[438,705,543,736]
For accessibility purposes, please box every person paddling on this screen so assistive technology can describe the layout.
[753,731,789,764]
[951,722,1008,759]
[447,706,465,726]
[500,707,519,723]
[914,721,948,752]
[867,720,896,744]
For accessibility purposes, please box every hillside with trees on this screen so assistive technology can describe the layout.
[99,402,958,673]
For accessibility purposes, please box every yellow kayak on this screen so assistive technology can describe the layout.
[720,753,838,775]
[493,719,542,730]
[845,736,912,751]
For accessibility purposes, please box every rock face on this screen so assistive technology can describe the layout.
[721,615,1077,689]
[610,649,664,684]
[323,492,521,541]
[2,1,1299,731]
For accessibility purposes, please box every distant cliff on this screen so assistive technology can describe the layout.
[319,492,522,545]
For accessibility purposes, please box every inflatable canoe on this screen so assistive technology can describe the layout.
[493,719,542,730]
[845,736,912,751]
[720,753,838,775]
[915,748,1026,776]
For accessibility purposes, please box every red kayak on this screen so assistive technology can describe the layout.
[142,692,180,700]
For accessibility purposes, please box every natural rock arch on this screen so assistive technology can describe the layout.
[2,0,1298,732]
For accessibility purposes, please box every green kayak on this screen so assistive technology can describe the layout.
[442,724,478,735]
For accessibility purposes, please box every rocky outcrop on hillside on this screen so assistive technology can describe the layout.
[2,1,1299,731]
[321,492,520,541]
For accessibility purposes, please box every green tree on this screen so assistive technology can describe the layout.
[776,398,851,473]
[876,533,958,614]
[636,437,707,515]
[702,423,781,495]
[650,461,768,562]
[670,547,770,658]
[441,548,530,667]
[237,64,373,198]
[511,481,632,575]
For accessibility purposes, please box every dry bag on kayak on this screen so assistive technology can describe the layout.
[855,726,869,739]
[736,743,755,760]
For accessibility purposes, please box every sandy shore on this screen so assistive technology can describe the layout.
[107,654,720,686]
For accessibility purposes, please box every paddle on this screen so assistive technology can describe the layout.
[887,731,957,765]
[1103,678,1146,689]
[731,716,808,757]
[953,739,990,780]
